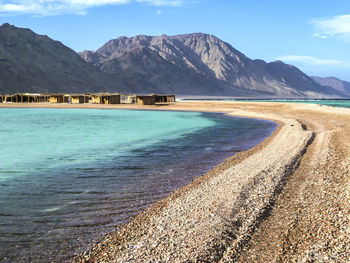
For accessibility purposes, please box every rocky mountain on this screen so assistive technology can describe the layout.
[0,23,127,94]
[312,76,350,96]
[80,33,345,97]
[0,23,346,98]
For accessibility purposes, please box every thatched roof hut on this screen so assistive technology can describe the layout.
[49,94,65,103]
[120,94,136,104]
[63,94,89,104]
[87,93,121,104]
[11,93,50,103]
[136,95,156,105]
[152,94,176,104]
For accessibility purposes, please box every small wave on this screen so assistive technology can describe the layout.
[42,201,78,213]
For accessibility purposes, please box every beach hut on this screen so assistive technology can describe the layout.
[9,93,18,103]
[136,95,156,105]
[120,94,136,104]
[0,93,51,103]
[5,94,15,102]
[63,94,87,104]
[49,94,64,103]
[38,94,50,103]
[109,94,120,104]
[88,93,120,104]
[14,93,45,103]
[153,94,176,104]
[89,94,100,104]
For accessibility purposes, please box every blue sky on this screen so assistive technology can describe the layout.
[1,0,350,80]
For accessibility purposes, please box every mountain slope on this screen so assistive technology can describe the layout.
[312,76,350,96]
[0,23,124,94]
[0,24,345,98]
[80,33,344,97]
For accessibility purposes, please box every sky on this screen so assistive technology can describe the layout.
[1,0,350,81]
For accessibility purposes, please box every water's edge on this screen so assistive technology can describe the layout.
[0,108,277,262]
[75,111,278,260]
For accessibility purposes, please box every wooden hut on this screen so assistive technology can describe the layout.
[38,94,51,103]
[120,94,136,104]
[13,93,49,103]
[136,95,156,105]
[153,94,176,104]
[89,93,120,104]
[109,94,120,104]
[63,94,88,104]
[4,94,15,103]
[49,94,64,103]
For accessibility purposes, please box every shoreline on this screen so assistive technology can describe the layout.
[73,102,317,262]
[2,102,349,262]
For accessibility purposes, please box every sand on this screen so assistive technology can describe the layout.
[1,101,349,262]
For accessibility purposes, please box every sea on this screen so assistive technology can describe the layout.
[0,108,277,262]
[180,98,350,108]
[245,99,350,108]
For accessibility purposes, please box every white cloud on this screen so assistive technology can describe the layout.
[136,0,183,6]
[0,0,186,16]
[311,14,350,39]
[312,33,329,39]
[277,55,350,67]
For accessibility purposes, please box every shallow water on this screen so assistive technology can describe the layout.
[181,98,350,108]
[0,108,277,262]
[247,99,350,108]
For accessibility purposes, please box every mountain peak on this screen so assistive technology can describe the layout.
[0,23,12,28]
[0,23,123,94]
[0,23,32,34]
[79,32,344,98]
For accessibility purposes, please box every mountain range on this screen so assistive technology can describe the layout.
[312,76,350,97]
[0,23,347,98]
[0,23,121,94]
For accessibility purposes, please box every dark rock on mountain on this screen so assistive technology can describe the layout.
[80,33,345,97]
[0,23,124,94]
[312,76,350,96]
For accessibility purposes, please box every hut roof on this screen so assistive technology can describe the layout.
[137,95,157,98]
[48,93,66,96]
[15,93,45,96]
[87,92,120,96]
[150,94,175,96]
[63,93,89,97]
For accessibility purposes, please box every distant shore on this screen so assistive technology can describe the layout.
[2,101,349,262]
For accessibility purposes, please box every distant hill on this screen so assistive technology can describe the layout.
[80,33,344,98]
[0,23,346,98]
[0,23,126,94]
[312,76,350,96]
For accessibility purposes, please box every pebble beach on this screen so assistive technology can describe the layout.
[1,101,349,262]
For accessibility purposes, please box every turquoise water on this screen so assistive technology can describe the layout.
[284,99,350,108]
[0,109,215,181]
[182,99,350,108]
[0,108,277,262]
[243,99,350,108]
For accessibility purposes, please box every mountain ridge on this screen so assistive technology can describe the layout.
[0,23,346,98]
[0,23,130,94]
[312,76,350,96]
[80,33,345,97]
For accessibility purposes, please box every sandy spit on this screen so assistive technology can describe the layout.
[1,101,349,262]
